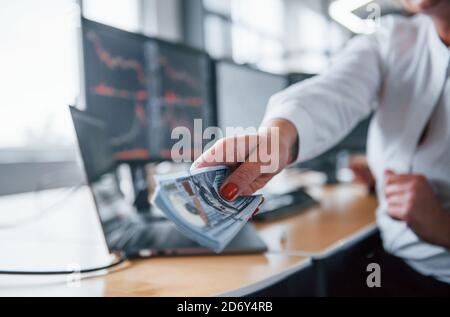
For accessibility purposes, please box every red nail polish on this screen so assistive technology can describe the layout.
[221,183,239,201]
[260,197,265,205]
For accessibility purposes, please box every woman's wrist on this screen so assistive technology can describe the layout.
[260,118,299,165]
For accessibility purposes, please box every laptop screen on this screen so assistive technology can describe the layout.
[70,106,136,251]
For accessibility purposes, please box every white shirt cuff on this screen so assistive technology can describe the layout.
[262,101,317,164]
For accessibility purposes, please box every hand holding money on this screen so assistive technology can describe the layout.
[191,119,298,199]
[152,166,263,253]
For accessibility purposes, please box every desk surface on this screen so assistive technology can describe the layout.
[256,184,379,255]
[102,254,308,297]
[0,184,377,297]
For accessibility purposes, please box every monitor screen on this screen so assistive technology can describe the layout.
[145,40,214,160]
[216,61,287,133]
[82,19,151,162]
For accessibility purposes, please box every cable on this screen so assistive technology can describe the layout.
[0,252,127,275]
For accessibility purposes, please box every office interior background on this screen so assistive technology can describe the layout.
[0,0,408,296]
[0,0,405,194]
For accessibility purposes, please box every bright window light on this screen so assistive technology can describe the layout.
[0,0,80,150]
[82,0,140,32]
[231,0,284,38]
[296,6,329,52]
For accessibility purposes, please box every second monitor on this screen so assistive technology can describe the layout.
[146,40,215,161]
[215,61,288,133]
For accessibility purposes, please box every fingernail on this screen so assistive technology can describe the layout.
[221,183,239,201]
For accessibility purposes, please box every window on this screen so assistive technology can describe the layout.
[0,0,142,163]
[82,0,140,32]
[280,0,353,74]
[203,0,285,73]
[286,5,331,73]
[0,0,80,162]
[201,0,352,74]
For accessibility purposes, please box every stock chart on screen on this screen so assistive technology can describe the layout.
[146,41,214,160]
[82,20,151,162]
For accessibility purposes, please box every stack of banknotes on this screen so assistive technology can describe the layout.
[152,166,263,253]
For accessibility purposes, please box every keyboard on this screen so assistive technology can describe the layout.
[252,188,318,221]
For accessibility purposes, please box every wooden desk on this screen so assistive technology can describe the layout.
[0,254,309,297]
[103,254,309,297]
[0,184,377,297]
[256,184,378,256]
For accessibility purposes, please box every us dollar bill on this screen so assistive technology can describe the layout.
[152,166,263,253]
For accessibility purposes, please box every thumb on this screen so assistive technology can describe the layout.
[384,169,397,187]
[384,169,395,177]
[220,161,262,201]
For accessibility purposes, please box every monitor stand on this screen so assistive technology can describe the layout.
[130,164,154,213]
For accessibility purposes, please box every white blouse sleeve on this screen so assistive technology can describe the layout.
[263,32,386,163]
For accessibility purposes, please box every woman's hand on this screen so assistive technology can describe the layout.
[349,155,376,190]
[191,118,299,201]
[384,170,450,249]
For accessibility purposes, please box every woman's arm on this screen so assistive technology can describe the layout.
[193,22,390,199]
[263,31,385,163]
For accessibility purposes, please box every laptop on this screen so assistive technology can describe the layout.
[70,106,267,258]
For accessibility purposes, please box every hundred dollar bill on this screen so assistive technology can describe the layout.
[152,166,263,253]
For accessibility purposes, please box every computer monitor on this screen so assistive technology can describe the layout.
[81,18,151,163]
[81,19,215,163]
[215,61,288,133]
[145,40,215,160]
